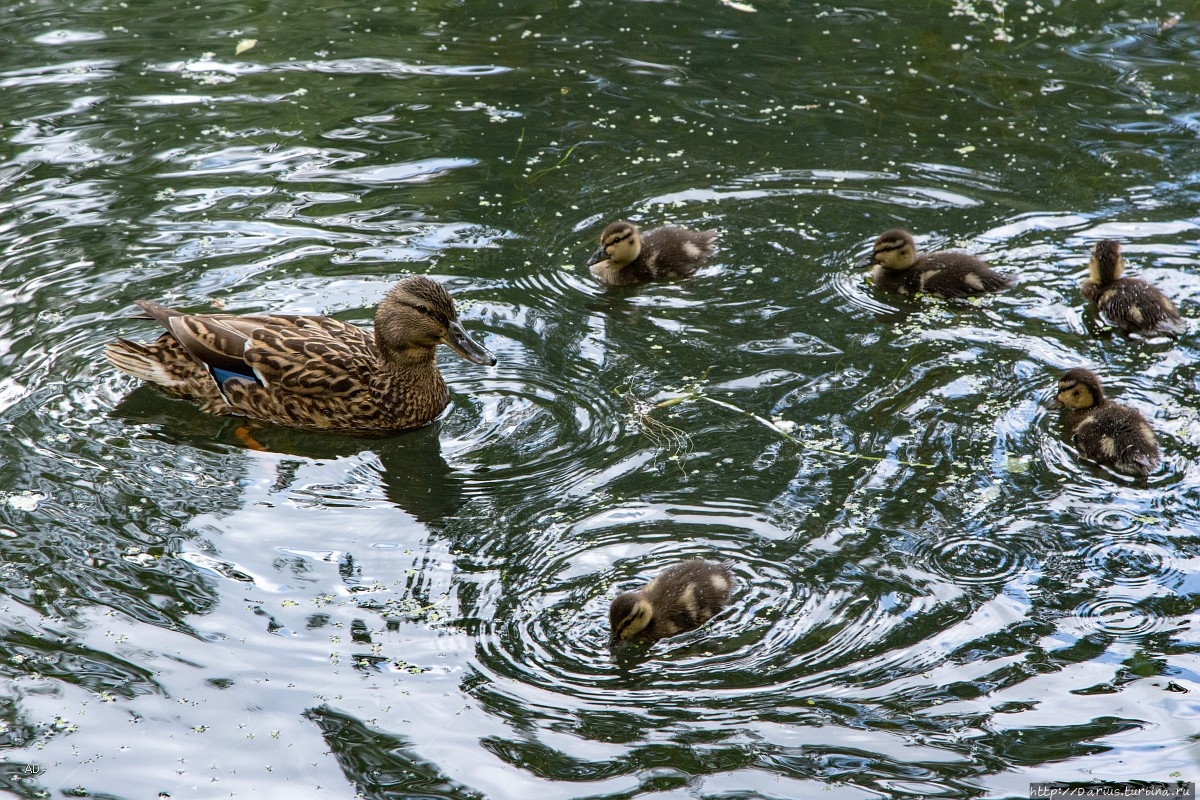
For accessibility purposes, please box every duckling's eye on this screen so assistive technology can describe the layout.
[415,304,429,315]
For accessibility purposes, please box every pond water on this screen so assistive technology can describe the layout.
[2,0,1199,797]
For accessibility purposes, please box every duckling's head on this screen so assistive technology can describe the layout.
[587,221,642,270]
[609,590,654,645]
[871,229,919,271]
[377,276,496,365]
[1056,367,1106,411]
[1088,239,1124,284]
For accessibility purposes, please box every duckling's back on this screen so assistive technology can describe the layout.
[638,225,718,281]
[905,252,1013,299]
[1082,276,1184,337]
[1069,402,1160,477]
[643,560,733,639]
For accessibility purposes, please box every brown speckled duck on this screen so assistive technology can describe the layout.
[105,276,496,435]
[587,220,717,287]
[1055,367,1160,477]
[1082,239,1184,337]
[609,559,733,646]
[867,228,1013,299]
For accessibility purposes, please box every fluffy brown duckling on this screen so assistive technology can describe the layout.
[1055,367,1160,477]
[1081,239,1184,337]
[867,228,1013,299]
[587,220,717,287]
[609,559,733,646]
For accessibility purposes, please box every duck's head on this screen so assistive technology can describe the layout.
[587,221,642,270]
[1088,239,1124,284]
[1056,367,1105,411]
[868,228,918,271]
[609,590,654,645]
[376,276,496,365]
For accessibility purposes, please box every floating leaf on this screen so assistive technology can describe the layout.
[235,38,257,55]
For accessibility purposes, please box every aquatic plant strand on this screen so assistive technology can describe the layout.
[655,390,934,469]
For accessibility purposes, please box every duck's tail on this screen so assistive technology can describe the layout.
[105,338,195,394]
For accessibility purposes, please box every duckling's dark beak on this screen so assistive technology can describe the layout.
[855,254,875,270]
[607,623,629,650]
[586,246,607,267]
[608,632,641,652]
[443,321,496,366]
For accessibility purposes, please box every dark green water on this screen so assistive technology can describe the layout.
[2,1,1199,797]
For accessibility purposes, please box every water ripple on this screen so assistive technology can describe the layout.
[440,303,626,506]
[280,58,511,77]
[1081,537,1183,590]
[474,504,816,702]
[1081,507,1147,535]
[1069,596,1171,641]
[911,533,1034,587]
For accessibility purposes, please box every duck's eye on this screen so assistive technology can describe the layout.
[415,304,429,315]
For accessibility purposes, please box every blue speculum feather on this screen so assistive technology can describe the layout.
[208,365,259,387]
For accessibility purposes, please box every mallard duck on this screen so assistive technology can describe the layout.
[1082,239,1184,337]
[105,275,496,435]
[867,228,1013,298]
[609,559,733,646]
[586,220,717,287]
[1054,367,1160,477]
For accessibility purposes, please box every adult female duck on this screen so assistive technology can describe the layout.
[106,275,495,434]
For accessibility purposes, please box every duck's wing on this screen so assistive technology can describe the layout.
[135,301,293,384]
[134,301,375,397]
[242,317,377,397]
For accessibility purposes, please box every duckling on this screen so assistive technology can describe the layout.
[105,276,496,435]
[867,228,1013,299]
[609,559,733,646]
[587,220,717,287]
[1055,367,1160,477]
[1081,239,1184,337]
